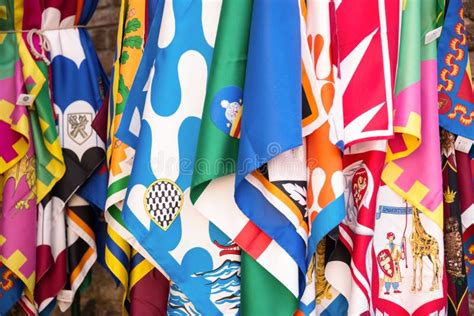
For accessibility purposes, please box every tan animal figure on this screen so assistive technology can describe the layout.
[410,208,441,292]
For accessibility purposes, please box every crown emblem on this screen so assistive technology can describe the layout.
[443,186,457,204]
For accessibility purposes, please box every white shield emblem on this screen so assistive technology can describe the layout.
[67,112,93,145]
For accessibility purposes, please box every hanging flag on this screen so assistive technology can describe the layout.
[324,3,401,312]
[118,1,243,313]
[190,0,299,314]
[233,0,305,307]
[377,0,446,314]
[127,250,169,314]
[105,0,149,289]
[26,0,107,313]
[0,134,38,309]
[0,0,42,174]
[104,0,170,313]
[454,145,474,293]
[55,0,107,311]
[300,0,346,313]
[382,0,443,227]
[111,0,166,279]
[337,140,388,315]
[21,0,66,204]
[336,0,400,146]
[0,0,42,309]
[440,130,470,315]
[438,0,474,140]
[304,0,345,270]
[316,236,350,316]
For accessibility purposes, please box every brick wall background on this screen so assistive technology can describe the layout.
[89,0,121,75]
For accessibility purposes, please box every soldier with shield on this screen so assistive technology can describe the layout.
[377,232,403,294]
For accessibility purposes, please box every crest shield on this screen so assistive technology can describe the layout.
[67,113,93,145]
[377,249,395,278]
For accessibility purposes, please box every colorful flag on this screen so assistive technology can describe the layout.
[233,1,305,308]
[336,0,400,146]
[438,0,474,140]
[382,0,443,229]
[104,0,169,313]
[190,1,299,314]
[0,133,38,308]
[127,250,169,314]
[21,0,66,204]
[111,0,166,275]
[301,0,346,313]
[338,140,388,315]
[455,146,473,294]
[304,0,345,270]
[440,130,469,315]
[376,0,446,314]
[118,1,242,313]
[0,0,42,309]
[28,0,107,312]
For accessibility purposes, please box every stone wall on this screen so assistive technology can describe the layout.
[89,0,121,75]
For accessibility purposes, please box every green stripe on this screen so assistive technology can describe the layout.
[107,176,130,197]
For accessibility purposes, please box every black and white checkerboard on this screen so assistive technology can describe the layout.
[144,179,183,230]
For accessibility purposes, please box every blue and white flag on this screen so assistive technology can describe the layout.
[117,1,241,314]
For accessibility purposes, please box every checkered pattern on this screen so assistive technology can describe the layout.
[145,180,183,230]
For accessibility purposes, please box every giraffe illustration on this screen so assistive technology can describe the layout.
[410,208,441,292]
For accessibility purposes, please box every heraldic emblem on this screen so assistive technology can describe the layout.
[67,113,93,145]
[210,86,243,138]
[144,179,184,231]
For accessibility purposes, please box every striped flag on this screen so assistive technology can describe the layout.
[57,196,98,311]
[31,0,107,312]
[104,0,170,313]
[227,1,307,312]
[105,0,149,289]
